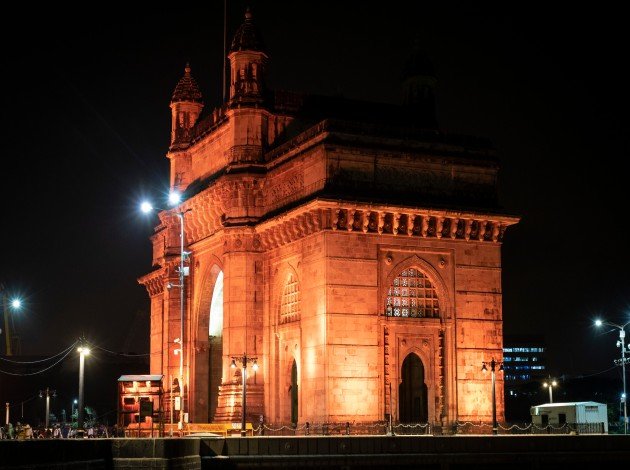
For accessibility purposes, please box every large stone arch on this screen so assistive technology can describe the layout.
[381,254,453,426]
[192,259,224,422]
[268,262,301,423]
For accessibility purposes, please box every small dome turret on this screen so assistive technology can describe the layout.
[171,63,203,104]
[229,8,266,53]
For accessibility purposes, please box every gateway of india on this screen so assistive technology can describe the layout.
[139,9,518,429]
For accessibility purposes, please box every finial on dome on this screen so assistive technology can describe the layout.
[171,62,203,104]
[245,7,252,20]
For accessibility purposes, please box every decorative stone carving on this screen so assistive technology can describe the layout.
[464,219,472,241]
[347,209,356,232]
[407,214,415,236]
[362,211,370,233]
[332,209,340,231]
[450,217,459,239]
[492,222,500,242]
[393,213,401,235]
[436,217,444,239]
[478,220,487,241]
[421,216,429,238]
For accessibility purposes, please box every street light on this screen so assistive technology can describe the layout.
[543,378,557,403]
[39,387,56,431]
[77,345,90,435]
[71,399,78,425]
[141,192,191,432]
[231,354,259,436]
[481,357,503,435]
[595,318,630,434]
[1,288,22,356]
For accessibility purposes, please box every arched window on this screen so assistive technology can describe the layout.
[280,273,300,324]
[385,267,440,318]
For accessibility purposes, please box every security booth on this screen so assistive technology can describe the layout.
[530,401,608,434]
[117,374,164,437]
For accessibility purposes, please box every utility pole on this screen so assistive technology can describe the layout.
[39,388,56,430]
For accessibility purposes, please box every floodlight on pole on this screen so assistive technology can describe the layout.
[1,289,22,356]
[39,387,56,431]
[595,318,630,434]
[543,379,557,403]
[140,193,190,433]
[77,345,90,435]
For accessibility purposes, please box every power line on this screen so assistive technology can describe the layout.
[93,345,149,357]
[0,341,78,364]
[0,344,76,376]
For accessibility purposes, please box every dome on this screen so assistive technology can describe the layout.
[229,8,266,53]
[402,39,435,80]
[171,63,203,104]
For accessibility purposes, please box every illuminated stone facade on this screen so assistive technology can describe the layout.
[139,10,518,427]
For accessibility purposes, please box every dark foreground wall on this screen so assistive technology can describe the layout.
[1,435,629,469]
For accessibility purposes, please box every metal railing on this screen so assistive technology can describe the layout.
[455,421,607,435]
[250,421,606,437]
[253,421,431,436]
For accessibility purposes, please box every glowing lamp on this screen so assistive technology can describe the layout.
[168,191,181,206]
[140,201,153,213]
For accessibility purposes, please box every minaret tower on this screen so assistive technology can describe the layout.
[228,8,268,107]
[401,39,437,128]
[224,7,269,165]
[168,63,204,191]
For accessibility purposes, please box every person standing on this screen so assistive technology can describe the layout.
[7,422,14,439]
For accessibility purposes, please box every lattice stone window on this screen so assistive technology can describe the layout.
[385,268,440,318]
[280,273,300,324]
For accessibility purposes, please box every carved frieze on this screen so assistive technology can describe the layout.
[138,269,166,297]
[267,172,304,208]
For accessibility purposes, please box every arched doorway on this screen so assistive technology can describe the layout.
[290,360,298,425]
[399,353,428,423]
[208,271,224,421]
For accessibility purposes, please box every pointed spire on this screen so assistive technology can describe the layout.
[229,7,265,53]
[171,63,203,104]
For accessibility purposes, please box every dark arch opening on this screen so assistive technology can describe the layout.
[399,353,428,423]
[290,360,298,425]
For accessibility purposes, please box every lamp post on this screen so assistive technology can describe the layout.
[595,318,630,434]
[1,289,22,356]
[481,357,503,435]
[141,193,191,432]
[71,399,77,425]
[542,379,557,403]
[77,345,90,434]
[39,387,56,431]
[231,354,259,436]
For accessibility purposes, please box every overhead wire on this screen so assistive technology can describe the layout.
[0,342,77,376]
[0,340,79,364]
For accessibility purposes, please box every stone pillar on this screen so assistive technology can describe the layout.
[214,232,264,423]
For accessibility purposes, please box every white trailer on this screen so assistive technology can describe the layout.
[530,401,608,433]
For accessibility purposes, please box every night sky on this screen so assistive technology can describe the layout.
[1,2,629,413]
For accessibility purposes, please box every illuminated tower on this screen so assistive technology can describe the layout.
[169,63,204,191]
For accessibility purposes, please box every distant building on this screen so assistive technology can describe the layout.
[503,335,547,392]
